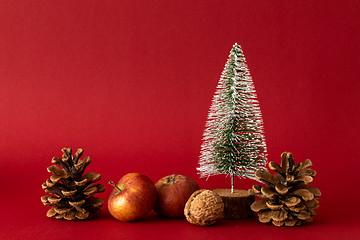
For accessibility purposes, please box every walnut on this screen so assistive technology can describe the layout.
[184,189,224,226]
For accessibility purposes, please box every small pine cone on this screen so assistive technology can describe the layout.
[41,148,105,220]
[249,152,321,227]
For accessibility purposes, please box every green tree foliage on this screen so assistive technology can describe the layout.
[198,43,267,192]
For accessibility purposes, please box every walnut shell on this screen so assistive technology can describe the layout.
[184,189,224,226]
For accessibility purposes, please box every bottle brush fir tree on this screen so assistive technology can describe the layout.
[198,43,267,218]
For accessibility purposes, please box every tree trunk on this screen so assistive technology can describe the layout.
[213,189,254,219]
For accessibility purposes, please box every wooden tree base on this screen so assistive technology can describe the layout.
[213,189,254,219]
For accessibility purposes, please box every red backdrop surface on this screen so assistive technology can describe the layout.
[0,0,359,239]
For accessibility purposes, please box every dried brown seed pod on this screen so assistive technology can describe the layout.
[41,148,105,220]
[184,189,224,226]
[249,152,321,227]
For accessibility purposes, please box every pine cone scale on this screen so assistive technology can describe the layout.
[47,196,61,204]
[252,185,262,193]
[271,208,287,222]
[73,148,84,164]
[293,189,314,201]
[275,183,290,194]
[54,206,71,214]
[258,209,271,223]
[51,157,62,164]
[95,184,105,193]
[64,210,76,221]
[265,201,283,210]
[261,186,277,198]
[41,196,52,206]
[85,197,104,208]
[69,199,85,207]
[75,210,89,220]
[50,174,63,183]
[285,218,297,227]
[269,162,283,174]
[47,165,64,175]
[283,196,301,207]
[46,207,57,217]
[74,179,88,186]
[250,199,267,211]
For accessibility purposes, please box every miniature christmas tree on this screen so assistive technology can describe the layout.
[198,43,268,193]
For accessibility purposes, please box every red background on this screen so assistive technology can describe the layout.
[1,0,359,239]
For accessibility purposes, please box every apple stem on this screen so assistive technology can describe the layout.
[167,176,175,184]
[109,181,122,192]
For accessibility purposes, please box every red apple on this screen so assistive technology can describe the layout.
[108,173,157,222]
[154,174,200,218]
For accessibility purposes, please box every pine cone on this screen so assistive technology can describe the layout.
[249,152,321,227]
[41,148,105,220]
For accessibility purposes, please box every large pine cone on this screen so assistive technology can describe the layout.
[249,152,321,227]
[41,148,105,220]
